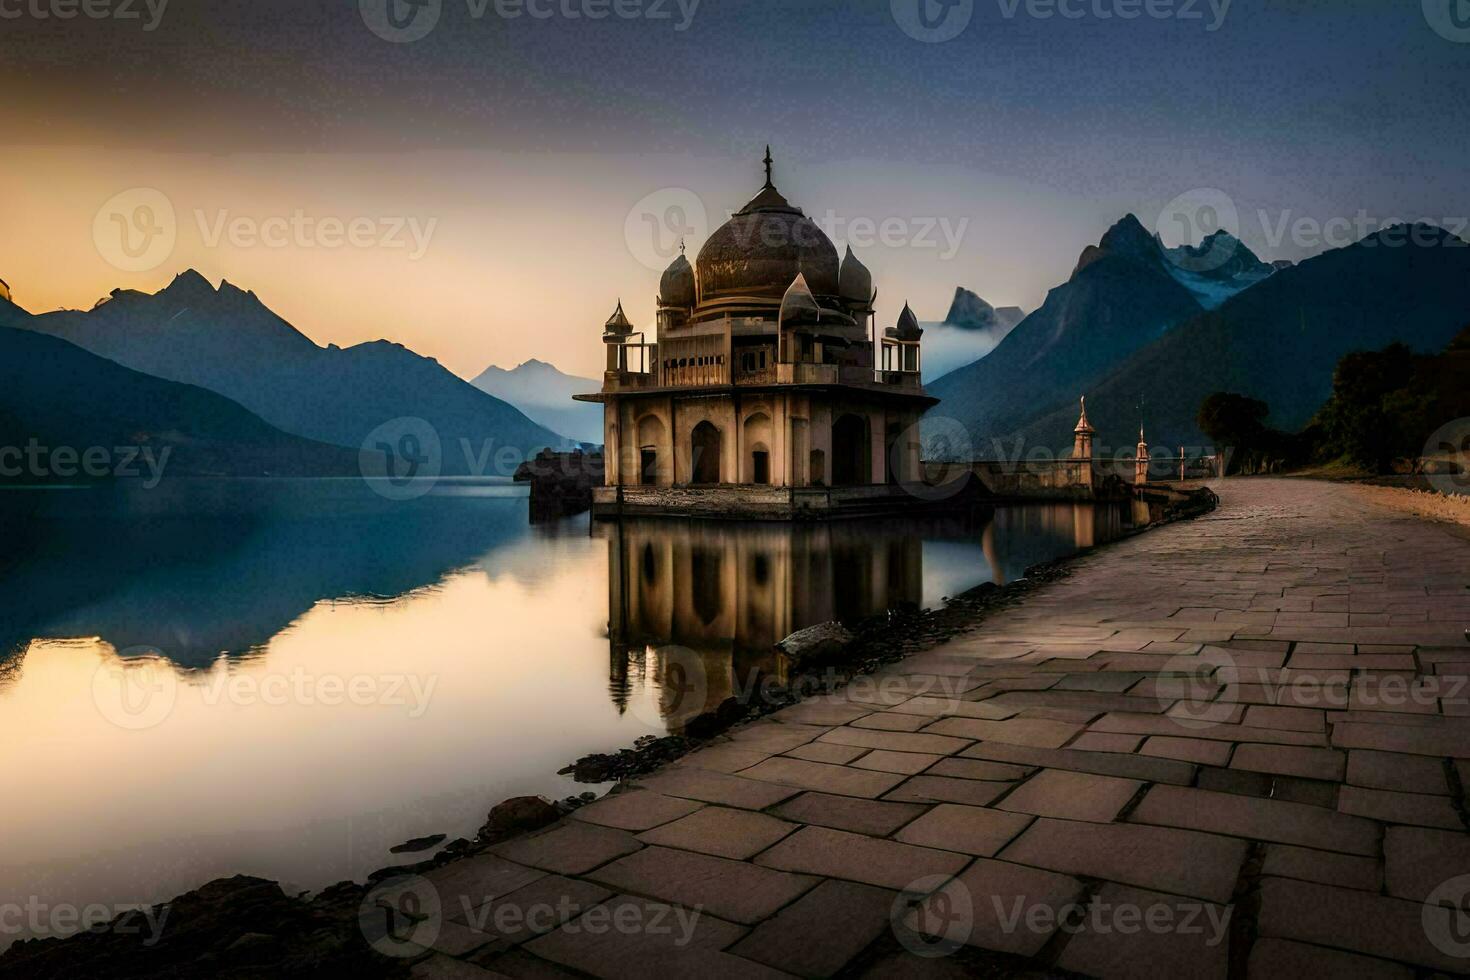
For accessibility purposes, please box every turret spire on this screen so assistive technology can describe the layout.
[763,145,774,188]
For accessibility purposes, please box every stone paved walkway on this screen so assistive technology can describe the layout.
[393,479,1470,979]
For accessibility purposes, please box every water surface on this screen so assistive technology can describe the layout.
[0,479,1140,946]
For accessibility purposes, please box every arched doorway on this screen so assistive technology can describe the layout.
[832,413,870,486]
[690,421,722,485]
[742,412,773,484]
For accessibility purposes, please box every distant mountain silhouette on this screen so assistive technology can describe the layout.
[6,272,566,474]
[942,287,1026,336]
[0,481,537,666]
[470,358,603,445]
[0,322,358,481]
[1015,224,1470,450]
[929,214,1251,447]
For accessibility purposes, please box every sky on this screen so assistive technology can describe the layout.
[3,0,1468,378]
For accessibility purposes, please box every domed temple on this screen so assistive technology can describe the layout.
[578,151,940,519]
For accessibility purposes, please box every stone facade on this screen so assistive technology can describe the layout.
[577,154,936,517]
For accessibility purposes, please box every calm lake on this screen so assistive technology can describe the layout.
[0,479,1141,946]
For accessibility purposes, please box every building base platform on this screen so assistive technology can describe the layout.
[591,484,985,521]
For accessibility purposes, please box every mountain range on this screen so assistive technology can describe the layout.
[1009,223,1470,451]
[4,271,565,475]
[928,213,1270,450]
[0,322,358,480]
[469,359,603,445]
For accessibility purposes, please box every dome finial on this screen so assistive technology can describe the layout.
[763,145,774,188]
[1075,395,1095,434]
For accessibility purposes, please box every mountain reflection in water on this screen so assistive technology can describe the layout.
[0,479,1141,949]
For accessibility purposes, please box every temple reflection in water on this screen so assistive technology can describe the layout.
[598,500,1146,727]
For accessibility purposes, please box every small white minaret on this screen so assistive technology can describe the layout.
[1072,396,1095,460]
[1135,425,1149,484]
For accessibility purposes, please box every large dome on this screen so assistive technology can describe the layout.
[695,184,839,302]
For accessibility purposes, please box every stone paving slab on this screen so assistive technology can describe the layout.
[489,823,643,876]
[1246,938,1413,980]
[1000,816,1248,903]
[636,806,797,860]
[768,791,928,837]
[881,774,1012,807]
[999,768,1145,823]
[754,826,969,889]
[1129,784,1382,855]
[961,740,1197,784]
[445,481,1470,980]
[730,879,896,977]
[1257,877,1466,971]
[738,756,909,799]
[568,790,704,832]
[1052,884,1231,980]
[588,846,819,925]
[1259,844,1382,892]
[908,858,1085,957]
[892,803,1033,856]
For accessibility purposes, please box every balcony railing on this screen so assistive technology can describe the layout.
[777,362,839,385]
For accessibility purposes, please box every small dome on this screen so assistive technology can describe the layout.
[659,252,695,308]
[603,300,633,337]
[838,246,872,305]
[779,273,821,326]
[888,302,923,341]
